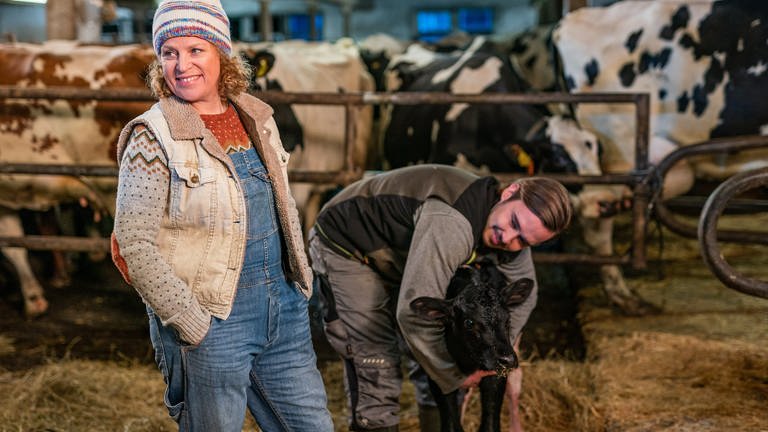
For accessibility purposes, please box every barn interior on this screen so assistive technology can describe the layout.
[0,0,766,431]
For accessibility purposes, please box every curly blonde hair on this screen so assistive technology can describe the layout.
[146,48,252,101]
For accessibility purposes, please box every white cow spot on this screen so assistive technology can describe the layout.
[432,36,487,84]
[738,38,744,52]
[748,61,767,76]
[445,103,469,122]
[32,58,44,73]
[450,56,502,94]
[407,126,414,137]
[751,19,760,27]
[760,124,768,135]
[431,120,440,144]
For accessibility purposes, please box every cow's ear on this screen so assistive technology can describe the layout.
[248,51,276,78]
[503,278,534,306]
[410,297,450,321]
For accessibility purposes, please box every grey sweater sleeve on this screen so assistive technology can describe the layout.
[113,125,211,345]
[396,198,475,395]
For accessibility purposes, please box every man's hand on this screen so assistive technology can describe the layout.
[460,370,496,389]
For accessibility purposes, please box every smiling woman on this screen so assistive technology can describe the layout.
[158,37,224,114]
[109,0,333,431]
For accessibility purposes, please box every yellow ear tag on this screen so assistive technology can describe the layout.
[256,59,269,78]
[512,145,535,176]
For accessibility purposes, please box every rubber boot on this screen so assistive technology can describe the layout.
[418,404,441,432]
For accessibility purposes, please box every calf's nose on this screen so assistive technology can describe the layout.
[497,353,518,370]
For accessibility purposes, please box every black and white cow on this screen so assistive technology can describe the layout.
[411,261,533,432]
[381,36,601,184]
[497,25,558,93]
[554,0,768,314]
[237,39,376,235]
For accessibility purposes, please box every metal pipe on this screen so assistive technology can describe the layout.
[698,167,768,298]
[0,86,646,105]
[653,135,768,244]
[0,85,655,267]
[0,235,109,252]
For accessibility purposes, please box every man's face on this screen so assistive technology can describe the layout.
[482,184,556,252]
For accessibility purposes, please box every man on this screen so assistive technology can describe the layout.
[309,164,573,431]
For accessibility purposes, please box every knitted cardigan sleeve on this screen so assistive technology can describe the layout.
[112,124,211,345]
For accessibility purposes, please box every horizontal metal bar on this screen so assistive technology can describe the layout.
[0,163,643,188]
[0,163,363,185]
[494,172,639,186]
[0,163,119,176]
[0,235,109,252]
[532,252,631,265]
[0,234,634,265]
[0,85,647,106]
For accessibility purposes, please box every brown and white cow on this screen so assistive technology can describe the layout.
[0,39,374,318]
[554,0,768,314]
[0,40,154,317]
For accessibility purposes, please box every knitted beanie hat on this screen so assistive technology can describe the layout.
[152,0,231,57]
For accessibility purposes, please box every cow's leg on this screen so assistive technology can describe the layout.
[34,209,71,289]
[0,210,48,318]
[580,215,658,315]
[477,375,505,432]
[428,379,463,432]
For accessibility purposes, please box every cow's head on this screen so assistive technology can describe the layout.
[236,47,304,152]
[410,262,534,376]
[522,115,602,191]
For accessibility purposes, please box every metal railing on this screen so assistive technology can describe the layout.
[1,85,653,267]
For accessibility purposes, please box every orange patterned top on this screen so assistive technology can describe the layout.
[200,104,252,154]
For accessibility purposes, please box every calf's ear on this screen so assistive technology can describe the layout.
[503,278,534,306]
[410,297,450,321]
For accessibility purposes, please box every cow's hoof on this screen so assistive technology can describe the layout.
[606,290,661,316]
[24,295,49,319]
[49,275,71,289]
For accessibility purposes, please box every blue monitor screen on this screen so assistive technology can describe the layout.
[417,10,452,36]
[458,7,493,34]
[287,14,323,40]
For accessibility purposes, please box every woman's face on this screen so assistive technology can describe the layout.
[159,36,223,114]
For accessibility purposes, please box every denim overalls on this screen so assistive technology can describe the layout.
[148,147,332,432]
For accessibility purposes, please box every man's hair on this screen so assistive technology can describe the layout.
[146,49,252,100]
[505,177,573,233]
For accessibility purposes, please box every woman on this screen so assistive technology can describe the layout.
[111,1,333,430]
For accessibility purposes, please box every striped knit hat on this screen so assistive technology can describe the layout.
[152,0,231,57]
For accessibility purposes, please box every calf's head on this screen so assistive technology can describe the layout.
[410,263,533,376]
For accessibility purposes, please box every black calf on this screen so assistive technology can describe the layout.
[410,262,533,432]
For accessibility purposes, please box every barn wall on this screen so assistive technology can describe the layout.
[351,0,537,41]
[223,0,537,42]
[0,0,541,45]
[0,3,46,42]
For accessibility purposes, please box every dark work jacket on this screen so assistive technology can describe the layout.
[315,164,502,281]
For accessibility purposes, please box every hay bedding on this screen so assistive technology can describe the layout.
[0,359,175,432]
[0,214,766,431]
[591,332,768,432]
